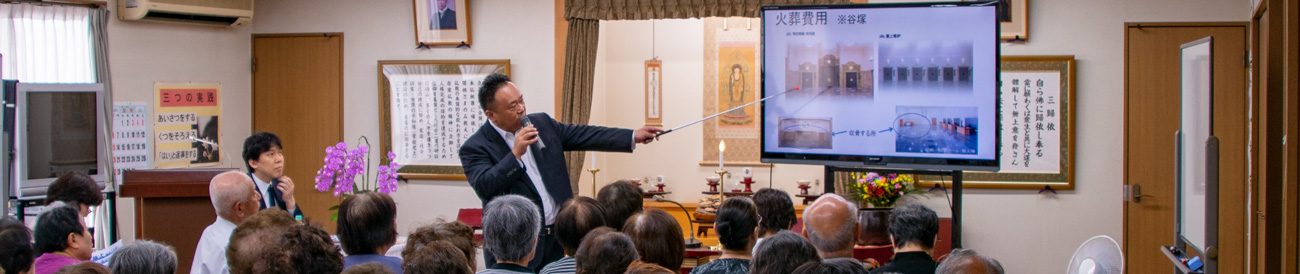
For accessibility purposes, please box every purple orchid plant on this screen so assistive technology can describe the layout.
[314,136,400,197]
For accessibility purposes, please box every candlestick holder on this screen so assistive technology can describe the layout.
[715,170,730,201]
[588,168,601,196]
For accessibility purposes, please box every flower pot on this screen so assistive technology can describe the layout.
[857,208,892,246]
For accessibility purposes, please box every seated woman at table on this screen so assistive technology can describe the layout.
[689,197,758,274]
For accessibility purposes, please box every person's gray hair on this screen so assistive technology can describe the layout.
[801,194,858,252]
[209,171,253,216]
[483,194,540,262]
[936,248,1004,274]
[109,240,178,274]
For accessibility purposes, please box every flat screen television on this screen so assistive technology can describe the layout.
[11,83,108,198]
[760,2,1000,171]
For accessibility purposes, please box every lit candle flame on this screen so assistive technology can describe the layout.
[719,140,726,152]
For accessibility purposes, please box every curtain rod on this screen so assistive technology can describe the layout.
[0,0,106,8]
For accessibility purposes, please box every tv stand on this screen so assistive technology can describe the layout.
[824,166,963,249]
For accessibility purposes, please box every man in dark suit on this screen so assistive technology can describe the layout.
[460,73,663,270]
[243,132,303,218]
[432,0,456,30]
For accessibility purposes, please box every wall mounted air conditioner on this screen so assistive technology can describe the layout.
[118,0,253,27]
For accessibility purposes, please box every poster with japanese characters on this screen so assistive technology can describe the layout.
[919,56,1075,189]
[153,83,222,168]
[378,60,509,180]
[112,102,149,184]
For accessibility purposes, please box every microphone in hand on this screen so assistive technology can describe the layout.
[519,116,546,150]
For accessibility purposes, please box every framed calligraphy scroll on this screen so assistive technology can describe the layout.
[918,56,1075,189]
[378,60,510,180]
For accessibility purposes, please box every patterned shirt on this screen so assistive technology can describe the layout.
[689,258,751,274]
[538,257,576,274]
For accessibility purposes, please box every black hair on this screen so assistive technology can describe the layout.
[791,258,868,274]
[623,209,685,270]
[750,230,820,274]
[753,188,795,236]
[597,180,644,231]
[46,172,104,206]
[0,216,35,274]
[715,197,759,251]
[574,227,637,274]
[337,191,399,255]
[242,132,282,172]
[35,205,85,254]
[888,203,940,249]
[554,196,606,255]
[283,222,345,274]
[478,73,511,111]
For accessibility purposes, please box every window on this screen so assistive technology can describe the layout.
[0,3,96,83]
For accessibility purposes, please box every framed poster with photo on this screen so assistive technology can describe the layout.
[378,60,510,180]
[918,55,1075,189]
[412,0,471,46]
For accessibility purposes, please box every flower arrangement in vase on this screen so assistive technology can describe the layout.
[849,172,920,208]
[313,136,400,220]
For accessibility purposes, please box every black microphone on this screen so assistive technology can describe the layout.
[519,116,546,150]
[653,195,704,248]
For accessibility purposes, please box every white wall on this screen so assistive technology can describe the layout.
[591,0,1249,272]
[250,0,556,235]
[106,0,253,240]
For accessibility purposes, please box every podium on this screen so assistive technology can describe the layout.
[120,169,234,273]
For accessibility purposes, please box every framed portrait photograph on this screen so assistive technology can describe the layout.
[412,0,471,46]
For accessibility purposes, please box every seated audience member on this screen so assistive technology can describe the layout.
[750,230,820,274]
[802,194,860,261]
[283,222,346,274]
[869,204,940,274]
[624,262,677,274]
[338,191,403,273]
[49,263,107,274]
[752,188,797,255]
[33,205,94,274]
[192,171,262,274]
[597,180,643,231]
[227,209,297,274]
[791,260,869,274]
[622,208,685,270]
[690,197,759,274]
[344,262,398,274]
[403,241,472,274]
[403,220,478,271]
[108,240,176,274]
[45,172,104,217]
[574,227,637,274]
[480,195,543,274]
[0,217,35,274]
[540,197,606,274]
[243,132,303,217]
[935,249,1004,274]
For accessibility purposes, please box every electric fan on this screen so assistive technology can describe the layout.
[1067,235,1124,274]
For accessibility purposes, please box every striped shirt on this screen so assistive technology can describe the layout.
[539,257,576,274]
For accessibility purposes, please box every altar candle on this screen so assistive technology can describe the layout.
[719,140,726,170]
[589,151,595,167]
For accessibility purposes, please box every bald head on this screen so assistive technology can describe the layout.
[801,194,858,258]
[209,171,260,223]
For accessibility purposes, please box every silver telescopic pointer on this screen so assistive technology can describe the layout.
[655,86,801,137]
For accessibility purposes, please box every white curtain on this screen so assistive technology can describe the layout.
[0,3,95,83]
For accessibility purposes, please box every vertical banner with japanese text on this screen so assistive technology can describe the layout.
[153,83,222,168]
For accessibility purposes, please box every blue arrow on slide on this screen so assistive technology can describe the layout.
[832,130,849,136]
[880,127,894,133]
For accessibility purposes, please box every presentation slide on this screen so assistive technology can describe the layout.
[761,5,999,163]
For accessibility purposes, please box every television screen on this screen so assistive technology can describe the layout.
[760,2,1000,171]
[12,83,107,198]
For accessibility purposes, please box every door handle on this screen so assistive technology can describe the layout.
[1124,184,1154,202]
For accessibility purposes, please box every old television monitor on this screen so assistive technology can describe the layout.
[760,2,1000,171]
[11,83,108,198]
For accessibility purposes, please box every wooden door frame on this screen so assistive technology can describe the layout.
[1250,0,1300,272]
[250,33,346,133]
[1123,22,1250,273]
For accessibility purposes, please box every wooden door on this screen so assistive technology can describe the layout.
[1124,23,1248,273]
[252,34,344,232]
